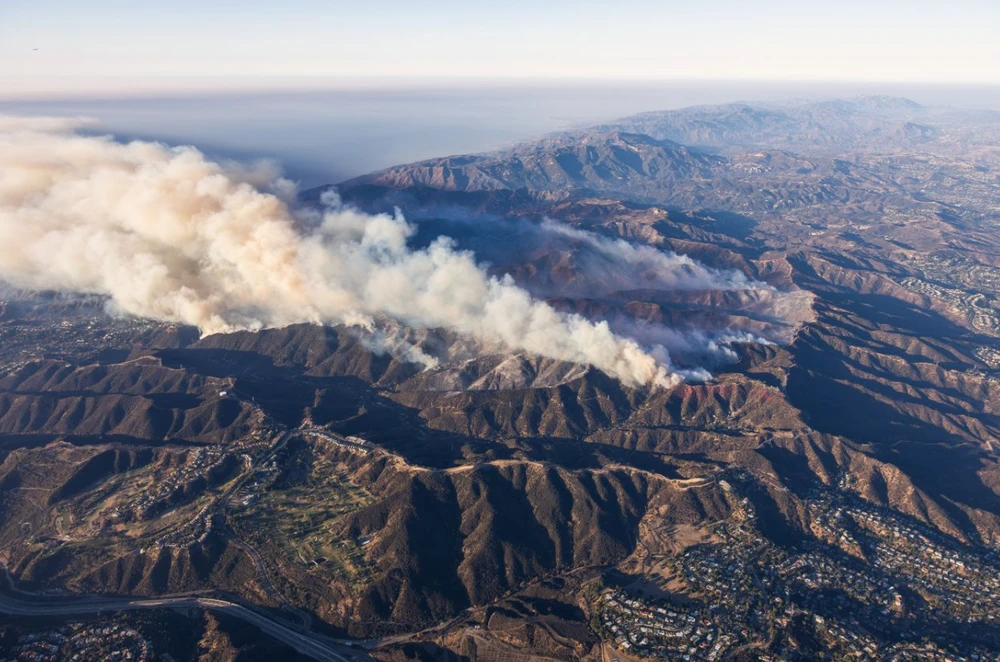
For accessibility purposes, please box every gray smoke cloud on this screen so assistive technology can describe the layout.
[534,219,762,295]
[401,212,813,365]
[399,212,764,300]
[0,116,814,388]
[0,116,703,387]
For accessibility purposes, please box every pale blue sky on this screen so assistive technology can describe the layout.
[2,0,999,96]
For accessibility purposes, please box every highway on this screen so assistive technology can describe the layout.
[221,523,313,630]
[0,592,350,662]
[0,427,359,661]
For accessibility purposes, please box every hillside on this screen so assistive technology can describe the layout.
[4,96,1000,659]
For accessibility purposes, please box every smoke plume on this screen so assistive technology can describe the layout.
[404,212,813,358]
[0,116,715,388]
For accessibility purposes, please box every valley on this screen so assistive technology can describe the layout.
[2,95,1000,661]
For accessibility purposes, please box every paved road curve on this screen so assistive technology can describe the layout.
[0,428,356,661]
[0,593,349,662]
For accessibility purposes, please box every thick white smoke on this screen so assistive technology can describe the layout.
[398,213,813,369]
[0,116,692,387]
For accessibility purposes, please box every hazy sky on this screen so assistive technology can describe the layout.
[2,0,999,96]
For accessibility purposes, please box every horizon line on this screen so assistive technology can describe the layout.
[2,75,1000,103]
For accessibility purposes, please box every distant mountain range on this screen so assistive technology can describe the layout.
[593,95,937,152]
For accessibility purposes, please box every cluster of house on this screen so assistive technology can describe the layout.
[1,624,152,662]
[596,589,731,661]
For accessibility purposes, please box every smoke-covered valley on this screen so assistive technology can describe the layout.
[0,115,810,388]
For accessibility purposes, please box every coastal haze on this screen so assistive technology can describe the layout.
[2,81,1000,186]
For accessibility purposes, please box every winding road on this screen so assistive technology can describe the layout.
[0,428,358,661]
[0,592,350,662]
